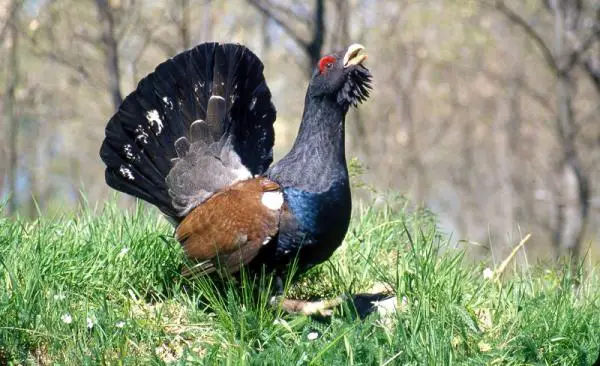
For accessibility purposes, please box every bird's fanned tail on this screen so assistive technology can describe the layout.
[100,43,276,222]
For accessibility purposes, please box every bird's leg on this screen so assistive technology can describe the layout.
[270,281,398,318]
[271,295,347,316]
[270,275,347,316]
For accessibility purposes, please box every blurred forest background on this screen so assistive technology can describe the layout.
[1,0,600,264]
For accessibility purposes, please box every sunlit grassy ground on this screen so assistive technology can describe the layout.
[1,198,599,365]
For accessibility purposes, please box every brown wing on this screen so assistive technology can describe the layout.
[176,177,281,276]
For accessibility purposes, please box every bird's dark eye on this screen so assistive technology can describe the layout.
[327,63,333,69]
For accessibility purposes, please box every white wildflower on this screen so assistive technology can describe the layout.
[61,314,72,324]
[86,317,95,329]
[53,293,66,301]
[400,296,409,312]
[483,268,494,280]
[478,341,492,352]
[117,247,129,259]
[298,353,308,363]
[115,321,126,328]
[307,332,319,341]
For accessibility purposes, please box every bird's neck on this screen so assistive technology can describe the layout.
[289,94,347,162]
[269,95,349,191]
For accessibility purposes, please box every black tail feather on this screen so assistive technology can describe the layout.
[100,42,276,220]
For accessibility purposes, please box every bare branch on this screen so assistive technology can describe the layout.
[267,1,310,26]
[563,26,600,72]
[20,28,92,80]
[459,63,555,114]
[0,16,10,42]
[583,59,600,95]
[152,36,179,57]
[482,0,559,73]
[0,0,23,43]
[247,0,309,49]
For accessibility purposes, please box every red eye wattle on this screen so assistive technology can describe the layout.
[318,56,336,74]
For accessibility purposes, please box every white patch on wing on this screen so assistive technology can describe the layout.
[145,109,164,135]
[249,96,257,111]
[261,191,283,210]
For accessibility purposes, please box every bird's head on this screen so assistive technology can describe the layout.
[308,44,372,108]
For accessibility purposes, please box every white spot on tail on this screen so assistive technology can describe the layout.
[119,165,135,181]
[135,125,149,144]
[193,81,205,92]
[162,96,173,110]
[123,144,135,160]
[145,109,163,135]
[261,191,283,210]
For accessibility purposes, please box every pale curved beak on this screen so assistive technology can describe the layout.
[343,44,367,68]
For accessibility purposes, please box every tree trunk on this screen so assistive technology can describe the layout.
[179,0,191,50]
[551,0,589,262]
[247,0,325,79]
[305,0,325,77]
[95,0,123,111]
[554,73,589,261]
[400,88,426,205]
[506,33,525,234]
[260,12,271,54]
[95,0,135,209]
[331,0,349,50]
[4,1,20,215]
[201,1,213,41]
[397,48,426,205]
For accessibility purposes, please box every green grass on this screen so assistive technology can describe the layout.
[0,198,599,365]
